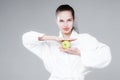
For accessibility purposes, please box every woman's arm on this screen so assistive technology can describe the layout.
[38,35,59,41]
[79,34,112,69]
[59,47,81,56]
[22,31,58,60]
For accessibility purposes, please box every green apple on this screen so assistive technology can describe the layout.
[61,40,71,49]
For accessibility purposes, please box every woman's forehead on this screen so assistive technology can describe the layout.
[57,11,72,16]
[57,11,73,19]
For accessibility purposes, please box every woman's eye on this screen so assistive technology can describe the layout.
[68,19,72,21]
[59,20,64,22]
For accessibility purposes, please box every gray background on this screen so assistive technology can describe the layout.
[0,0,119,80]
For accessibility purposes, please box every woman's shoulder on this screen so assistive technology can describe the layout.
[77,33,99,48]
[77,33,97,42]
[78,33,96,38]
[23,31,41,34]
[23,31,44,37]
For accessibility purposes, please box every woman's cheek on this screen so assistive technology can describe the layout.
[58,26,63,31]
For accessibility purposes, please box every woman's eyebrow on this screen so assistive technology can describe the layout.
[67,18,73,20]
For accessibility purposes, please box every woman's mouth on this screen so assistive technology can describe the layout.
[63,27,69,31]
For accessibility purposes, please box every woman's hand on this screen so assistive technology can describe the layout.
[59,47,81,56]
[56,38,77,43]
[58,38,80,56]
[38,35,80,56]
[38,35,76,43]
[38,35,60,41]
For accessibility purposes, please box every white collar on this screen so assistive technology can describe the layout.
[58,30,79,39]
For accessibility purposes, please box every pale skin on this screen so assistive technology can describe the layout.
[38,11,80,56]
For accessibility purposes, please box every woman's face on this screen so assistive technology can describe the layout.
[56,11,74,34]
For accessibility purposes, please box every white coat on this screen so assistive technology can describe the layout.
[22,30,111,80]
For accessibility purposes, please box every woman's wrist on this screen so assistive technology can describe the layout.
[48,36,58,41]
[38,35,58,41]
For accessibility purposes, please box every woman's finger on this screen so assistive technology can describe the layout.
[68,38,77,42]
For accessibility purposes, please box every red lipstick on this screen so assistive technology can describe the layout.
[63,27,69,31]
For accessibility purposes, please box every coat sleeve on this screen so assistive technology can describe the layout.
[79,34,111,69]
[22,31,51,60]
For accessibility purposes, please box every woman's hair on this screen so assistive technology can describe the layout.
[56,4,79,33]
[56,4,75,20]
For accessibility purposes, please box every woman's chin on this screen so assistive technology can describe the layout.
[63,30,71,34]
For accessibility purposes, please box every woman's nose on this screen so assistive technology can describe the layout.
[64,22,68,27]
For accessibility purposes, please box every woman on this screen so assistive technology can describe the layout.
[22,4,111,80]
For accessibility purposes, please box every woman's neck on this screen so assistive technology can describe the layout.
[62,32,72,39]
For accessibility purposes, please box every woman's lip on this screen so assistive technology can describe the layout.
[63,28,69,31]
